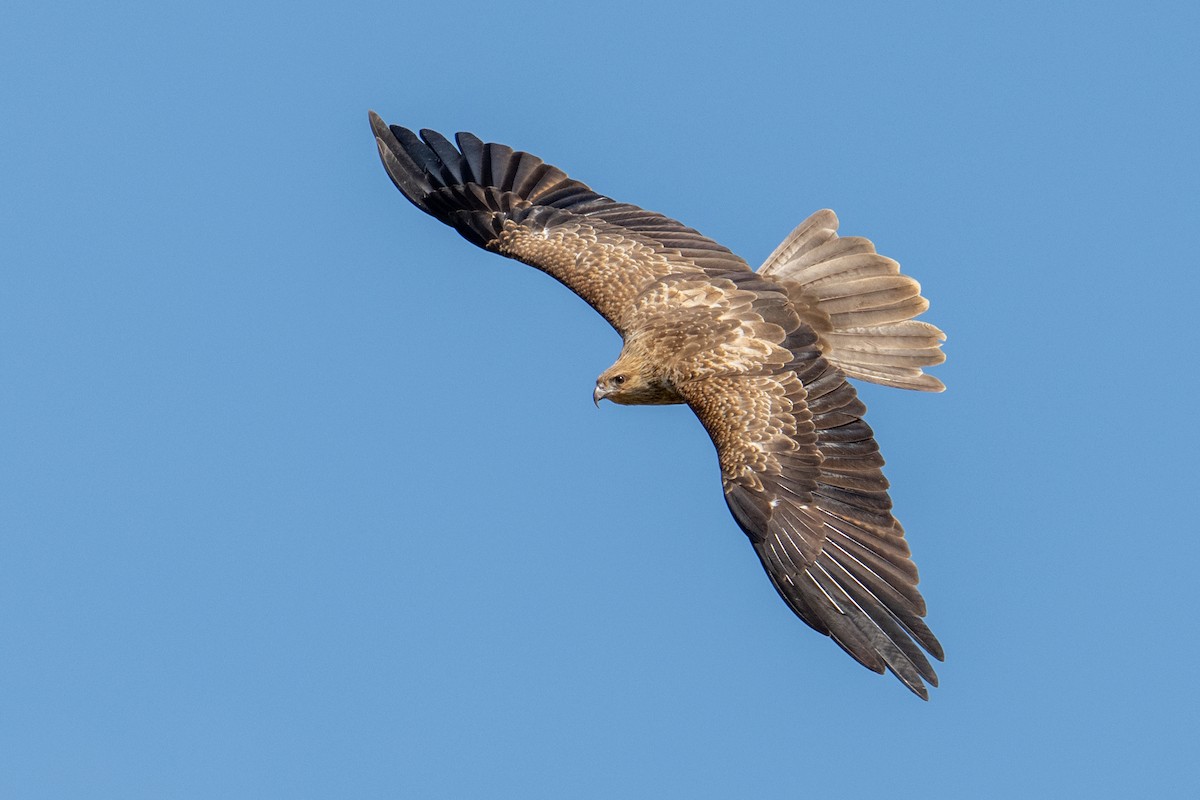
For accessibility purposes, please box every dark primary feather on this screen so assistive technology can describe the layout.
[370,110,747,275]
[370,111,943,698]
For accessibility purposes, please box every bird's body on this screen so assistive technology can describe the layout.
[370,111,947,698]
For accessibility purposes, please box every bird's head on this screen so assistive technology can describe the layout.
[594,355,682,407]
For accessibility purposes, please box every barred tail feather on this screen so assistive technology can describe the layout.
[759,210,946,392]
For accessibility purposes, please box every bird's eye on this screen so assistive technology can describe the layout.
[613,375,626,385]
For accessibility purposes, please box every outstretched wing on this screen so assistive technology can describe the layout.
[370,111,750,334]
[666,277,943,698]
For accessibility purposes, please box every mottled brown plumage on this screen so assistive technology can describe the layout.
[370,111,947,698]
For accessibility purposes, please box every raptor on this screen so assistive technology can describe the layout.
[370,111,946,697]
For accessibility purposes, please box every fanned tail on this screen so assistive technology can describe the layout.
[758,210,946,392]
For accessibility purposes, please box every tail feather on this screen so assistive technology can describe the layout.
[759,210,946,391]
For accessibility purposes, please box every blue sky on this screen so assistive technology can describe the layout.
[3,1,1198,797]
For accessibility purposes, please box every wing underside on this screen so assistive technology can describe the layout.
[681,318,943,698]
[370,111,751,332]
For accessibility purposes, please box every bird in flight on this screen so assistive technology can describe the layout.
[369,111,946,698]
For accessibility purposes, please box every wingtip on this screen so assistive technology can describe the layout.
[368,110,437,213]
[907,680,931,701]
[368,109,388,138]
[891,659,936,700]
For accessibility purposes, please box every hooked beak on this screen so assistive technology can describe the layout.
[593,385,607,408]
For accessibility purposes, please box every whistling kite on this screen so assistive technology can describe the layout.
[370,111,946,698]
